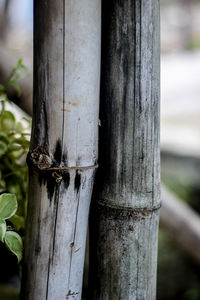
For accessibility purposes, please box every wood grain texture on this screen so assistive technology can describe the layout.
[21,1,101,300]
[90,0,160,299]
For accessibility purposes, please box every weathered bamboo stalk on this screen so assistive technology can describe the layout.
[21,1,101,300]
[89,0,160,299]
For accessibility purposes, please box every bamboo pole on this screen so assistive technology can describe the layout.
[21,1,101,299]
[89,0,160,299]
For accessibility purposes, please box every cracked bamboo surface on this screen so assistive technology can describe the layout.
[21,1,101,299]
[90,0,160,299]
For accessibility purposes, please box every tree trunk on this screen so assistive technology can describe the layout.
[89,0,160,299]
[21,1,101,300]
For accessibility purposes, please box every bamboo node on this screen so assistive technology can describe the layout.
[96,200,161,217]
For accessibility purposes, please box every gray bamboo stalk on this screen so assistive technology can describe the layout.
[21,1,101,300]
[89,0,160,299]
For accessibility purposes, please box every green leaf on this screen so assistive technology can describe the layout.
[17,59,28,73]
[10,215,25,231]
[4,59,28,96]
[0,84,5,93]
[5,231,23,263]
[13,138,30,147]
[7,144,22,152]
[0,111,15,132]
[0,194,17,220]
[16,122,24,132]
[11,149,24,159]
[0,180,6,193]
[0,132,9,143]
[8,81,20,96]
[0,140,7,157]
[7,183,21,195]
[0,219,6,242]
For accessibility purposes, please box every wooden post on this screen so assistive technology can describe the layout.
[21,1,101,299]
[89,0,160,299]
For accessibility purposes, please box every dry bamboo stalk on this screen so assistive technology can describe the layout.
[89,0,160,299]
[21,1,101,299]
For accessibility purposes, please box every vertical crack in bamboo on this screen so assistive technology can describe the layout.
[67,175,81,292]
[61,0,65,158]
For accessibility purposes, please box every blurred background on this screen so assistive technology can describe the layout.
[160,1,200,299]
[0,0,200,299]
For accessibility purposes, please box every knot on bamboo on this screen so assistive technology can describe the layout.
[27,149,99,172]
[27,147,65,184]
[28,146,52,170]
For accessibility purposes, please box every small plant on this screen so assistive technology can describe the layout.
[0,59,28,96]
[0,193,23,262]
[0,59,31,263]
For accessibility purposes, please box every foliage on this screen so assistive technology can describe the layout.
[160,170,200,299]
[0,59,28,96]
[0,193,22,263]
[158,224,200,300]
[0,60,30,262]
